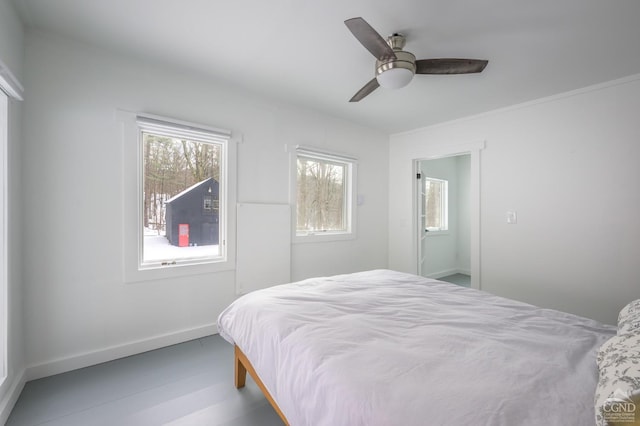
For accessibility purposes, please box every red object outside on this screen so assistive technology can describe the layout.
[178,224,189,247]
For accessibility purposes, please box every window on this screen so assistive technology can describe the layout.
[139,117,227,267]
[294,147,356,241]
[424,177,448,232]
[121,112,236,282]
[203,196,212,211]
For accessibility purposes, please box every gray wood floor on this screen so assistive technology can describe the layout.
[439,273,471,287]
[7,335,283,426]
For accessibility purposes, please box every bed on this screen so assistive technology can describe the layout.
[217,269,618,425]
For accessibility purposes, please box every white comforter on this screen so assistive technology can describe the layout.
[217,269,615,426]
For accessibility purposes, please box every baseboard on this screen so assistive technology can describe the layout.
[0,369,26,425]
[426,268,470,280]
[26,323,218,381]
[426,268,458,279]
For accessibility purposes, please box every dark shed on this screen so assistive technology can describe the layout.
[165,177,219,247]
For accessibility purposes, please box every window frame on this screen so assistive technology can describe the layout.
[423,176,449,234]
[0,91,7,385]
[120,112,237,283]
[291,146,357,243]
[0,60,22,389]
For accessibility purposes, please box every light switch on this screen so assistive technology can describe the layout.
[506,210,517,224]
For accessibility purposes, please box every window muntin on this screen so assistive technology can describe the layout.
[424,177,448,232]
[203,196,212,211]
[295,148,355,238]
[138,118,227,269]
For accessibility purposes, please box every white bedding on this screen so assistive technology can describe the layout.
[217,269,616,426]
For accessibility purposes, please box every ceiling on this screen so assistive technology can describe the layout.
[10,0,640,133]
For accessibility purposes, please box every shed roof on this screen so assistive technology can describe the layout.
[165,177,216,204]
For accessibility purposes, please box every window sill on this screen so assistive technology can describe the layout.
[124,258,235,283]
[294,232,356,244]
[425,231,450,237]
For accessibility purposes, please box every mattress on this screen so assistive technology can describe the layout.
[217,269,616,425]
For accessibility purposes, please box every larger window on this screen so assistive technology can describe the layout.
[137,116,228,269]
[294,147,356,240]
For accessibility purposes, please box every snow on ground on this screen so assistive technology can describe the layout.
[144,234,219,262]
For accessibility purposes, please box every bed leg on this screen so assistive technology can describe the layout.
[234,345,247,388]
[233,344,290,425]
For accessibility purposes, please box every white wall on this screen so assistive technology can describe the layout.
[0,0,25,422]
[0,0,23,79]
[22,31,389,375]
[390,75,640,325]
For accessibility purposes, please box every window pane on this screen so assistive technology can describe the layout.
[297,156,347,233]
[424,178,448,231]
[142,132,221,263]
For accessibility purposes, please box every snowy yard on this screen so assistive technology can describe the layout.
[143,234,219,262]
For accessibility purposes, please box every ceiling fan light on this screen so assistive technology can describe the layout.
[376,66,414,89]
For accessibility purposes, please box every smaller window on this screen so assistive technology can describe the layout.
[203,196,213,211]
[294,147,356,241]
[424,177,448,232]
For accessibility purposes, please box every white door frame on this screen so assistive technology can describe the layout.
[0,90,7,383]
[412,140,484,289]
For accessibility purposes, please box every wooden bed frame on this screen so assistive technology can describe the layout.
[234,345,290,425]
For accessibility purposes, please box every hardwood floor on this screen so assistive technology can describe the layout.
[439,273,471,287]
[7,335,283,426]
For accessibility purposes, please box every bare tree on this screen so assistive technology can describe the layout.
[143,134,221,234]
[297,158,345,232]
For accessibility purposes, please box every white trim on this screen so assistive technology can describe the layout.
[25,324,218,381]
[0,369,26,425]
[0,92,6,385]
[291,145,358,243]
[294,145,358,162]
[425,268,459,280]
[0,59,23,101]
[293,230,356,243]
[118,110,237,283]
[136,113,231,140]
[424,230,450,237]
[423,177,449,232]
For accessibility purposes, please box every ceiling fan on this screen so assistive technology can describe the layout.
[344,17,488,102]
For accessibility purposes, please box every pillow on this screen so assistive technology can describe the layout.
[595,333,640,426]
[618,299,640,335]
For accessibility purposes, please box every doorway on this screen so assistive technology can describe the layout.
[417,154,471,287]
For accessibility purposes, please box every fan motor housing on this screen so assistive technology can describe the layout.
[376,50,416,77]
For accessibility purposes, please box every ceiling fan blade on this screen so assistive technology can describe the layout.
[345,17,396,61]
[349,78,380,102]
[415,59,488,75]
